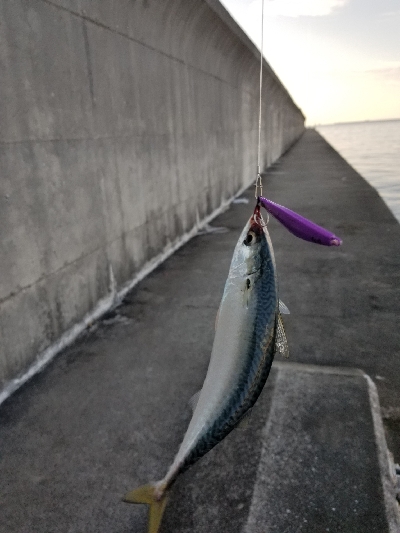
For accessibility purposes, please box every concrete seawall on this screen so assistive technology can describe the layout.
[0,0,304,393]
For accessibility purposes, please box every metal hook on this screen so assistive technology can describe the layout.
[253,206,269,227]
[257,211,269,227]
[261,210,269,226]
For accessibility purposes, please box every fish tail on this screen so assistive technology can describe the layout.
[123,482,169,533]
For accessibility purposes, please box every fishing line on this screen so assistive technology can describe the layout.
[255,0,265,199]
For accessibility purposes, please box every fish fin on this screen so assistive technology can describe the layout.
[123,483,169,533]
[188,390,201,412]
[235,408,253,430]
[275,313,290,358]
[279,300,290,315]
[215,302,221,331]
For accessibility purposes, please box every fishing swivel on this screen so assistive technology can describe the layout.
[255,170,263,198]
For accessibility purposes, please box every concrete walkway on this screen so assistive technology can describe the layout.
[1,130,399,532]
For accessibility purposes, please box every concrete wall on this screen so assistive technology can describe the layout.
[0,0,305,393]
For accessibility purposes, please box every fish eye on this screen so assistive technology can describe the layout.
[243,231,257,246]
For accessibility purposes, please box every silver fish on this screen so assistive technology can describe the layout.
[123,204,289,533]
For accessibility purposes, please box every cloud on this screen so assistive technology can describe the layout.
[265,0,348,17]
[363,66,400,84]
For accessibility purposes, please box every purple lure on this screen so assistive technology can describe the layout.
[259,196,342,247]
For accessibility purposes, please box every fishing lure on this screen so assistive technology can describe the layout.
[123,204,289,532]
[259,196,342,246]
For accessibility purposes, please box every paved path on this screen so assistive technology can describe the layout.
[1,129,399,532]
[269,129,400,456]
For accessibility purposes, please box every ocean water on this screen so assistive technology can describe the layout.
[317,120,400,222]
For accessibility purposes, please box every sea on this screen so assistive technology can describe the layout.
[317,119,400,223]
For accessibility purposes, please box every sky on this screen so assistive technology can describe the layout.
[219,0,400,125]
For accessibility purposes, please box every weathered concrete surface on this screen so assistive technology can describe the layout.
[244,366,391,533]
[0,0,304,390]
[1,130,399,532]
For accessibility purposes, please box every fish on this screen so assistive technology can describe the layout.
[259,196,342,246]
[123,203,289,532]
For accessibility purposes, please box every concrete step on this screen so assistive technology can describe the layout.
[161,363,399,533]
[244,363,399,533]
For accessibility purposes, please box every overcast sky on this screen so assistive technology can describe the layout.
[219,0,400,124]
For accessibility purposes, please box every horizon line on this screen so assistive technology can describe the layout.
[314,117,400,127]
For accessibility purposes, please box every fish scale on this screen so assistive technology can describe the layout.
[234,267,277,418]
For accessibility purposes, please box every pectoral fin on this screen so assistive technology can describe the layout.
[188,390,201,413]
[279,300,290,315]
[215,302,221,331]
[275,313,289,358]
